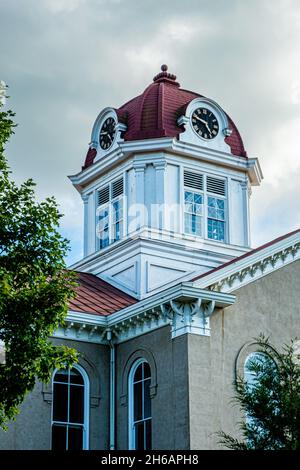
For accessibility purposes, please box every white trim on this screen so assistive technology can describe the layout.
[90,107,126,162]
[54,233,300,345]
[193,231,300,293]
[50,364,90,450]
[51,284,235,345]
[69,138,262,192]
[178,97,231,153]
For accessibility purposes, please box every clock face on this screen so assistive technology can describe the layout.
[99,117,116,150]
[191,108,219,140]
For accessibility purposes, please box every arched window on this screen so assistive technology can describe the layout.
[51,365,89,450]
[244,352,271,388]
[128,359,152,450]
[243,351,277,436]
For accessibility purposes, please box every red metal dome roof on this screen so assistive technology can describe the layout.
[84,66,246,168]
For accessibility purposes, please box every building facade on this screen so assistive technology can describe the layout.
[0,66,299,450]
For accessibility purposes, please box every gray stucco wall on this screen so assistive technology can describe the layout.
[188,259,300,449]
[0,259,299,450]
[115,325,189,450]
[0,338,110,450]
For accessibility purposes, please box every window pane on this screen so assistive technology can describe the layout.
[208,206,217,218]
[194,193,203,205]
[218,210,225,220]
[54,369,69,383]
[114,221,122,241]
[192,214,201,235]
[69,368,84,385]
[98,208,109,230]
[184,191,193,203]
[208,219,225,241]
[184,213,202,236]
[194,202,203,214]
[68,425,83,450]
[53,383,68,422]
[134,382,143,421]
[144,378,151,419]
[207,196,215,207]
[69,385,84,424]
[135,422,145,450]
[207,197,225,220]
[244,353,272,388]
[113,200,121,221]
[217,198,224,209]
[143,362,151,379]
[145,420,152,450]
[184,201,193,213]
[100,229,109,249]
[134,363,143,382]
[52,424,67,450]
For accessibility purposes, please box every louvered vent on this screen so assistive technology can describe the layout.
[112,177,124,199]
[184,170,203,191]
[98,185,110,206]
[206,176,226,196]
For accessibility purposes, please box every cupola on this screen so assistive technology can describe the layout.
[70,66,262,299]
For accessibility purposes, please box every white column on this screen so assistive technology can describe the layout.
[153,160,166,230]
[82,193,89,257]
[133,162,146,231]
[227,177,233,245]
[241,180,251,247]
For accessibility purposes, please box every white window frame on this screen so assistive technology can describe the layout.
[112,194,124,243]
[51,364,90,450]
[206,194,226,242]
[183,170,227,243]
[128,358,152,450]
[98,203,110,249]
[96,175,124,250]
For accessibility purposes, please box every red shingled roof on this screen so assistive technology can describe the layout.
[83,67,247,168]
[192,228,300,283]
[69,272,137,316]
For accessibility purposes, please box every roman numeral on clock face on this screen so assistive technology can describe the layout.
[191,108,219,140]
[99,117,116,150]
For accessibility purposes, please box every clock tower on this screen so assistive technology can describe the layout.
[70,66,262,299]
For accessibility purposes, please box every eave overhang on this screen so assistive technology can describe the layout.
[69,138,262,193]
[53,283,235,344]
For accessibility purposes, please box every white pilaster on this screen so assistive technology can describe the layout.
[153,160,167,230]
[241,180,250,248]
[132,162,146,231]
[82,193,89,257]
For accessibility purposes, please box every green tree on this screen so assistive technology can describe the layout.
[0,88,78,429]
[218,336,300,450]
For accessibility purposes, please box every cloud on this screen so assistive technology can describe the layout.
[44,0,87,14]
[0,0,299,264]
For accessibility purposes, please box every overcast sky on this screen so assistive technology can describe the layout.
[1,0,299,265]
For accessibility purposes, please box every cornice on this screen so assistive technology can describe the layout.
[52,284,235,344]
[193,232,300,293]
[69,137,261,192]
[69,226,249,273]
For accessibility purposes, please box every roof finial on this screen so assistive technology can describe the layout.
[153,65,179,86]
